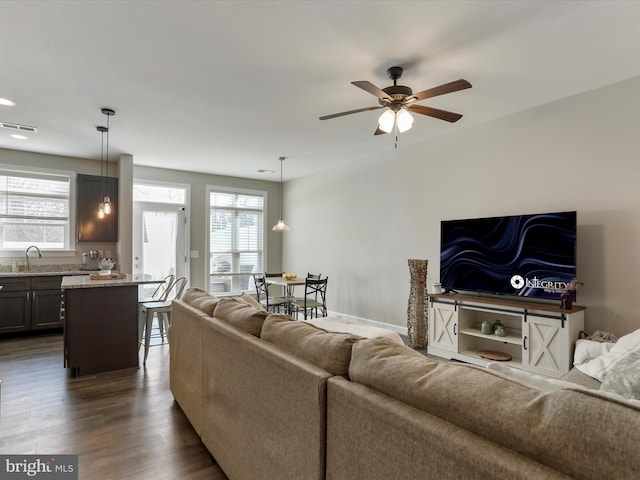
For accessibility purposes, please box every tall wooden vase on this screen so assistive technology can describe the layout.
[407,259,428,349]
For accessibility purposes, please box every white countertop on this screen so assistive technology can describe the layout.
[61,274,161,289]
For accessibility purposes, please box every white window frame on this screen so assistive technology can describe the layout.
[0,163,76,257]
[206,185,267,295]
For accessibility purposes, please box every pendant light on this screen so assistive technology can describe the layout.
[272,156,290,232]
[96,108,115,219]
[96,125,108,219]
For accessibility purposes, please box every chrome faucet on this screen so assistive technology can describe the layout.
[25,245,42,272]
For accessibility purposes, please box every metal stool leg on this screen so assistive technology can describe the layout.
[144,309,154,364]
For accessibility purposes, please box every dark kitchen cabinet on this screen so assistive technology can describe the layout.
[31,276,64,330]
[0,277,30,333]
[77,173,118,242]
[0,276,63,333]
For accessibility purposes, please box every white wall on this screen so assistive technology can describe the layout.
[284,75,640,337]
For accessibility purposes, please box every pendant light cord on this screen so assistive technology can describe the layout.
[105,113,110,180]
[279,157,284,219]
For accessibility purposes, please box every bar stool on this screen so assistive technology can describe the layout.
[139,276,187,364]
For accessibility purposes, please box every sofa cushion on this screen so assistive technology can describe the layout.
[261,314,361,377]
[349,337,640,480]
[238,292,267,312]
[181,287,220,316]
[214,297,268,337]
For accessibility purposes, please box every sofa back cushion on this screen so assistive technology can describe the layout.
[181,287,220,316]
[349,337,640,480]
[261,314,360,377]
[214,297,268,336]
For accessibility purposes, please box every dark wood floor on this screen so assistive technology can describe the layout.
[0,332,227,480]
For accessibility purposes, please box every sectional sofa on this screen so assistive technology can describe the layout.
[169,288,640,480]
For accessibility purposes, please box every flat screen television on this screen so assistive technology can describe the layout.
[440,211,577,300]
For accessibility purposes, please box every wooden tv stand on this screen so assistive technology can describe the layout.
[428,293,585,378]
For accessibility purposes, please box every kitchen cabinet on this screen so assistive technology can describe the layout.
[0,276,63,333]
[61,274,159,376]
[77,173,118,242]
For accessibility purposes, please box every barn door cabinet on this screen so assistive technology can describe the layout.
[428,294,584,378]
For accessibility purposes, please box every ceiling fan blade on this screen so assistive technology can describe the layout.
[374,126,387,136]
[407,79,471,103]
[407,104,463,123]
[351,81,394,101]
[319,105,383,120]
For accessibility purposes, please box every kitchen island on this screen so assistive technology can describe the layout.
[61,274,160,376]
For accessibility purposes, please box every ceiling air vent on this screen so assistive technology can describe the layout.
[0,122,38,133]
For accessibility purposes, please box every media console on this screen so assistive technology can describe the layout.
[428,293,585,378]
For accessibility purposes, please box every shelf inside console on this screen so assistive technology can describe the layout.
[458,327,521,345]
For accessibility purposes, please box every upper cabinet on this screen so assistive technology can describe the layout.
[77,173,118,242]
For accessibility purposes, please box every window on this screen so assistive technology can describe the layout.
[208,187,265,294]
[133,182,186,204]
[0,166,73,251]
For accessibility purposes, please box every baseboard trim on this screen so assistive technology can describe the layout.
[326,310,408,337]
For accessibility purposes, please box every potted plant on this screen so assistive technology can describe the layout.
[552,278,584,309]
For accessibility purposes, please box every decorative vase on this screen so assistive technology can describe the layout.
[407,259,428,349]
[481,321,493,335]
[561,296,573,310]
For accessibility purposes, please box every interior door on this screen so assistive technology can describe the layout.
[133,203,187,292]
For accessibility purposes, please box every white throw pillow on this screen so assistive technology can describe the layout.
[575,328,640,382]
[573,339,615,365]
[600,358,640,400]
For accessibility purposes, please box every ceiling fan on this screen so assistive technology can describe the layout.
[319,66,471,135]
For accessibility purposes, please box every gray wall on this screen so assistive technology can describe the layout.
[284,75,640,337]
[0,149,283,289]
[0,149,117,268]
[133,165,283,290]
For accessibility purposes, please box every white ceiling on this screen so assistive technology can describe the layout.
[1,1,640,181]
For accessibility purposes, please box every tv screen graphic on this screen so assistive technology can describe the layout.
[440,211,577,300]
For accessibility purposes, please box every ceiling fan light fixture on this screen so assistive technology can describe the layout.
[396,108,414,133]
[378,109,395,133]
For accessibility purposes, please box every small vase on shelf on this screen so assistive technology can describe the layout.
[561,296,572,310]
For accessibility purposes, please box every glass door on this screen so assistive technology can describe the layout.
[133,203,187,295]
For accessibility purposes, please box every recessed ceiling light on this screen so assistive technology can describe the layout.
[257,169,276,174]
[10,134,28,140]
[0,98,16,106]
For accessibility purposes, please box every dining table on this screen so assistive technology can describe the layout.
[265,276,306,315]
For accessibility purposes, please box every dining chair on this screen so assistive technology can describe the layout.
[307,272,321,280]
[253,273,288,313]
[139,276,188,364]
[293,277,328,320]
